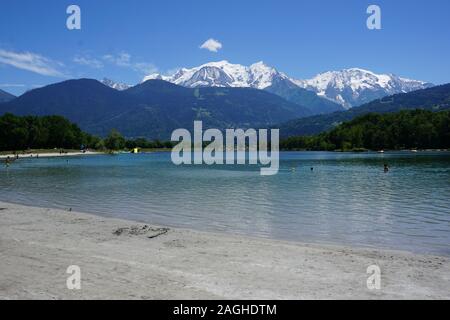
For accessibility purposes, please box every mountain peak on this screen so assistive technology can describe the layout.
[251,61,267,67]
[345,67,374,73]
[142,60,289,90]
[100,78,131,91]
[294,68,433,109]
[202,60,230,67]
[142,62,433,109]
[250,61,274,72]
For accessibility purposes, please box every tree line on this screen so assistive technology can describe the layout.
[280,110,450,151]
[1,110,449,152]
[0,113,173,152]
[0,113,89,151]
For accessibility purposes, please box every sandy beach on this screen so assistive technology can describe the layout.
[0,151,101,160]
[0,201,448,300]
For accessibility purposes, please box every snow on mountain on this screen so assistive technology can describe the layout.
[293,68,433,109]
[100,78,131,91]
[143,63,433,109]
[143,60,291,90]
[144,61,344,115]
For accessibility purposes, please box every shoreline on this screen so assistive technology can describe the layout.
[0,201,449,299]
[0,150,102,160]
[3,198,447,258]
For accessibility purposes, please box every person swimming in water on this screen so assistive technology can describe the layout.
[384,163,389,173]
[4,156,11,167]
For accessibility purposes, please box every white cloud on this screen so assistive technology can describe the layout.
[0,83,26,88]
[0,49,65,77]
[132,62,158,75]
[199,38,223,52]
[102,52,157,74]
[102,52,131,67]
[73,55,104,69]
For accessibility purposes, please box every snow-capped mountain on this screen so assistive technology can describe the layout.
[100,78,131,91]
[143,62,433,109]
[143,60,291,90]
[293,68,433,109]
[144,61,345,114]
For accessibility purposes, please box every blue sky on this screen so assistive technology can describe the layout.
[1,0,449,95]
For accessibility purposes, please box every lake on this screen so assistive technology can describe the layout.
[1,151,449,255]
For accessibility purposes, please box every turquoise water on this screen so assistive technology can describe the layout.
[1,151,449,255]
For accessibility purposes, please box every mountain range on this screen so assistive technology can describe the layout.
[143,61,432,109]
[1,78,447,140]
[0,89,15,103]
[279,84,450,137]
[293,68,434,109]
[0,60,445,140]
[0,79,311,139]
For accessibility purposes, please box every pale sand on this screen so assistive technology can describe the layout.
[0,151,101,160]
[0,201,448,300]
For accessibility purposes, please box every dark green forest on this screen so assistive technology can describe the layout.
[0,113,173,152]
[279,83,450,137]
[280,110,450,151]
[0,113,94,151]
[1,110,449,153]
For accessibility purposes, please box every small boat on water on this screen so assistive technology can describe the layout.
[378,150,385,153]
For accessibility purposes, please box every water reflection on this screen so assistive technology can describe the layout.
[1,151,449,255]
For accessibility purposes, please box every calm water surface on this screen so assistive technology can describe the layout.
[1,152,449,255]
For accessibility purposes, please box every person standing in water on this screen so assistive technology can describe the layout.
[5,156,10,167]
[384,163,389,173]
